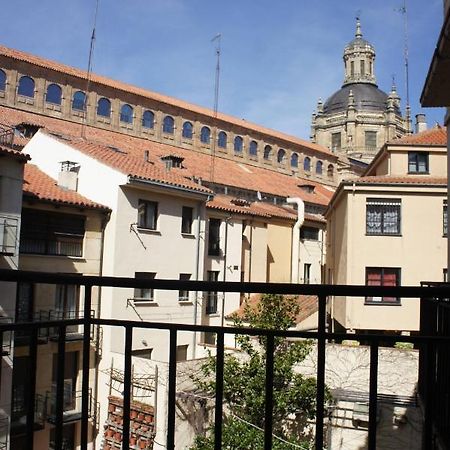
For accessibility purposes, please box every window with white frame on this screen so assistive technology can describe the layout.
[366,199,401,235]
[137,200,158,230]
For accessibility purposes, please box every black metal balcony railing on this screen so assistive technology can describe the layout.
[47,389,93,425]
[0,269,450,450]
[19,234,83,257]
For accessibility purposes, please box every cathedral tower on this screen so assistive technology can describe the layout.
[311,18,411,164]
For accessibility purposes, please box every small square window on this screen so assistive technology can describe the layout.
[365,267,401,304]
[366,199,401,235]
[134,272,156,301]
[181,206,193,234]
[408,152,429,173]
[179,273,191,302]
[138,200,158,230]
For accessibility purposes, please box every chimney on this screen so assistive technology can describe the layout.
[415,114,427,133]
[58,161,80,191]
[144,150,150,162]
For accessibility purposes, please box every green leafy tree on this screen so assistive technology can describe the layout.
[191,294,327,450]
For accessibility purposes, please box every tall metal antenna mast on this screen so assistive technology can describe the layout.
[82,0,100,139]
[398,0,411,117]
[210,33,221,183]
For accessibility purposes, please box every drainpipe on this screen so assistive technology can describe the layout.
[286,198,305,283]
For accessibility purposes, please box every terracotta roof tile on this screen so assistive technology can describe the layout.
[23,164,109,210]
[349,175,447,185]
[0,106,334,206]
[230,294,319,324]
[389,125,447,146]
[0,145,30,161]
[207,195,298,220]
[0,45,334,158]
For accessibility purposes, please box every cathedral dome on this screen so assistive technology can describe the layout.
[323,83,397,114]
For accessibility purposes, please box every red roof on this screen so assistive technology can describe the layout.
[0,45,333,158]
[230,294,319,324]
[0,145,30,162]
[0,106,334,206]
[389,125,447,146]
[23,164,109,210]
[352,175,447,185]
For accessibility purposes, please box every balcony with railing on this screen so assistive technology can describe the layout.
[10,393,46,437]
[0,269,449,450]
[0,216,18,256]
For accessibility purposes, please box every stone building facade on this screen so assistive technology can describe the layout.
[0,45,338,188]
[311,19,412,164]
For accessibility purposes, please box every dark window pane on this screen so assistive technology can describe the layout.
[264,145,272,160]
[316,160,323,174]
[208,218,221,256]
[200,126,210,144]
[181,206,193,234]
[179,273,191,301]
[304,157,311,171]
[291,153,298,167]
[72,91,86,111]
[182,121,193,139]
[366,199,401,235]
[277,149,286,164]
[46,84,62,105]
[0,69,5,91]
[300,226,319,240]
[366,267,400,304]
[206,270,219,314]
[142,110,154,128]
[134,272,155,300]
[97,97,111,117]
[163,116,174,134]
[234,136,243,152]
[408,152,429,173]
[249,140,258,156]
[137,200,158,230]
[218,131,227,148]
[331,132,341,151]
[120,104,133,124]
[18,76,35,98]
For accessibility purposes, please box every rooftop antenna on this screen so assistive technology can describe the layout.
[396,0,411,126]
[209,33,221,183]
[81,0,100,139]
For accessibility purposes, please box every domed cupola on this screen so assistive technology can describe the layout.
[343,18,377,86]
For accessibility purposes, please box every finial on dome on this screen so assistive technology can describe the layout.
[355,16,362,38]
[390,74,397,93]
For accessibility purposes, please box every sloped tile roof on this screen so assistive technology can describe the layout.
[0,106,334,206]
[388,125,447,146]
[23,164,109,210]
[0,145,30,161]
[353,175,447,185]
[0,45,334,158]
[230,293,319,324]
[207,195,298,220]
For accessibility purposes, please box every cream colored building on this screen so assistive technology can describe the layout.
[326,126,447,334]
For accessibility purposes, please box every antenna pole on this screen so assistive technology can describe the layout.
[210,34,221,183]
[82,0,100,138]
[400,0,410,116]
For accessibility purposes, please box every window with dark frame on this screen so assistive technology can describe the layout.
[366,199,401,235]
[137,200,158,230]
[408,152,429,173]
[181,206,193,234]
[300,226,319,241]
[72,91,86,111]
[182,121,193,139]
[365,267,401,304]
[0,69,6,91]
[46,84,62,105]
[206,270,219,314]
[142,110,155,129]
[303,263,311,284]
[163,116,174,134]
[208,218,221,256]
[200,126,211,144]
[133,272,156,301]
[178,273,191,302]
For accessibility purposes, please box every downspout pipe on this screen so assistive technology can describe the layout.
[287,197,305,283]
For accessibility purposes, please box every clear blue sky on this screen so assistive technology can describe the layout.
[0,0,445,139]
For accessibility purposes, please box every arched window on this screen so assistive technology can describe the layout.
[234,136,243,152]
[218,131,227,148]
[142,110,154,129]
[72,91,86,111]
[182,121,193,139]
[0,70,6,91]
[97,97,111,117]
[316,160,323,175]
[18,76,35,98]
[249,140,258,156]
[46,83,62,105]
[327,164,334,178]
[200,126,211,144]
[291,153,299,168]
[120,104,133,124]
[277,149,286,164]
[263,145,272,160]
[304,157,311,172]
[163,116,174,134]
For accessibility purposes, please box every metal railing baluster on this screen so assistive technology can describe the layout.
[368,341,379,450]
[264,333,274,450]
[315,294,326,450]
[167,328,177,450]
[214,331,225,450]
[55,324,67,450]
[25,327,38,450]
[122,326,133,450]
